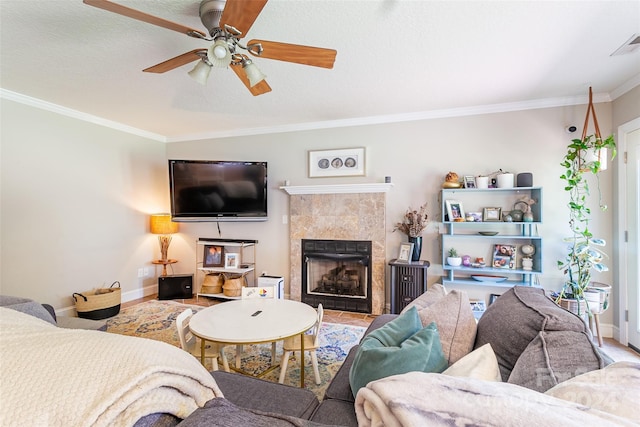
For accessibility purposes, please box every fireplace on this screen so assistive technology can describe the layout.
[302,239,372,313]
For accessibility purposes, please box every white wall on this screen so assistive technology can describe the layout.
[166,104,616,326]
[1,99,167,312]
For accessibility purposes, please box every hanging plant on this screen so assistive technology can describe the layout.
[556,88,616,313]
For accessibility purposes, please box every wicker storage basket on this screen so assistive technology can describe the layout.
[222,274,245,297]
[201,273,224,294]
[72,281,121,320]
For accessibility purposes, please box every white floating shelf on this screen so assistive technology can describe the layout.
[280,183,394,195]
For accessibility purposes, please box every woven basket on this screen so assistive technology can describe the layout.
[72,281,121,320]
[222,274,245,297]
[201,273,224,294]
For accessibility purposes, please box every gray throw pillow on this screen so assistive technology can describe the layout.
[474,286,587,380]
[507,330,607,392]
[6,301,56,325]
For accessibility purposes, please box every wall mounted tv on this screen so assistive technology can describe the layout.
[169,160,268,222]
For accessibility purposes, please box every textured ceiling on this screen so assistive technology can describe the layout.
[1,0,639,141]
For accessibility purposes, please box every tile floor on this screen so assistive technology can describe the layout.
[123,294,639,361]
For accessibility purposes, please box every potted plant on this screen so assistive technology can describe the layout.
[556,90,616,315]
[394,203,428,261]
[447,248,462,267]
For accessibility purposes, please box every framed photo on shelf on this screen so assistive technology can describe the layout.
[224,253,239,269]
[463,176,476,188]
[308,147,366,178]
[397,242,414,263]
[492,244,517,269]
[445,200,465,221]
[470,299,487,320]
[203,245,225,267]
[489,294,501,305]
[483,207,502,222]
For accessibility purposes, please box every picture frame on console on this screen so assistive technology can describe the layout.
[203,245,225,268]
[397,242,414,263]
[308,147,366,178]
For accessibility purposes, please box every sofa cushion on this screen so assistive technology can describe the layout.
[324,315,398,404]
[310,398,358,427]
[211,371,319,420]
[349,307,447,397]
[323,345,359,403]
[443,343,501,382]
[474,286,588,380]
[4,301,56,325]
[360,314,397,340]
[178,397,326,427]
[413,289,477,365]
[400,283,447,314]
[545,361,640,423]
[507,330,608,392]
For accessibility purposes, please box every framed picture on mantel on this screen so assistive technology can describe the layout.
[308,147,366,178]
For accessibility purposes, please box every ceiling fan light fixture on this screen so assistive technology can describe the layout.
[207,39,232,68]
[242,59,266,87]
[188,59,212,85]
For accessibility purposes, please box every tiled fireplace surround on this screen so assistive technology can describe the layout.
[286,185,390,315]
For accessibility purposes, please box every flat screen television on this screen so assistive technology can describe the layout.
[169,160,268,222]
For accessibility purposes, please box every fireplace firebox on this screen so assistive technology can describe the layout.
[301,239,372,313]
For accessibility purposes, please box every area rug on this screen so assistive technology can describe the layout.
[106,300,365,399]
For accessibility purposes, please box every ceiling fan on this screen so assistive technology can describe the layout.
[83,0,337,96]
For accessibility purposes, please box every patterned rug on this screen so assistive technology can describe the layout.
[106,300,365,399]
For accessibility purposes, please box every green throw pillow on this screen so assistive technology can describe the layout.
[349,306,448,397]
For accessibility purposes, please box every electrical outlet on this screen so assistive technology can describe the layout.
[143,268,149,277]
[282,215,288,224]
[137,268,144,278]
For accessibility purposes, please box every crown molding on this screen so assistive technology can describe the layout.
[3,84,635,143]
[0,89,166,142]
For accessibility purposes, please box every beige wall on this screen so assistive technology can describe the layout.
[1,94,627,335]
[166,103,617,328]
[1,99,168,312]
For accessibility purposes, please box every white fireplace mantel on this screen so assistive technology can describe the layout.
[280,183,394,195]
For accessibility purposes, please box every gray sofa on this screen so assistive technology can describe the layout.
[165,285,623,426]
[4,288,635,426]
[0,295,107,331]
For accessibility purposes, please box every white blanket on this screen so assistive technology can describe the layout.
[0,307,223,426]
[354,371,638,426]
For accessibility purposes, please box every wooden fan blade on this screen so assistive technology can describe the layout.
[247,39,336,68]
[143,50,205,73]
[83,0,206,38]
[230,64,272,96]
[220,0,268,37]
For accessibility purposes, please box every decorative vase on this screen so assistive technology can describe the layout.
[408,236,422,262]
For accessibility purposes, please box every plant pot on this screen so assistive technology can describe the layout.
[558,297,588,316]
[447,257,462,267]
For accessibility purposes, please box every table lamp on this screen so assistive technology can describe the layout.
[150,213,178,262]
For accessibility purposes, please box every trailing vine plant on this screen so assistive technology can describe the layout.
[556,134,616,308]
